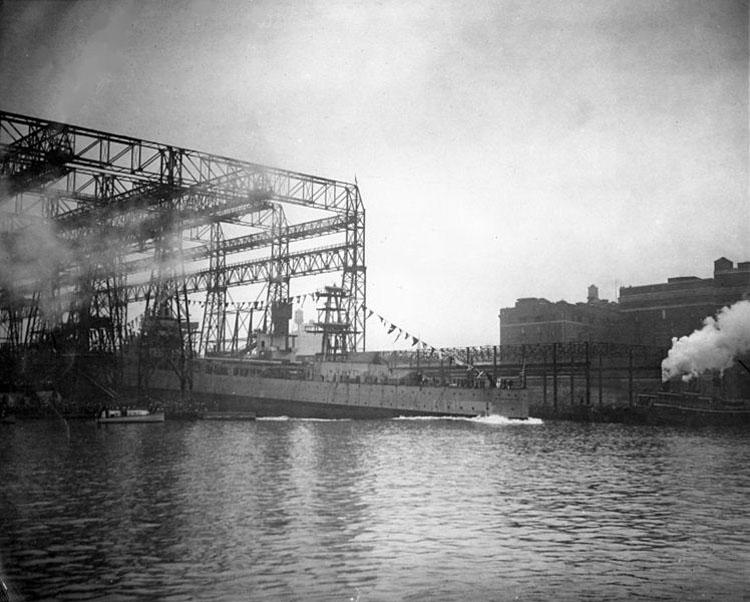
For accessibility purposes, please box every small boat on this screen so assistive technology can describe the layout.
[633,357,750,426]
[1,414,17,425]
[633,391,750,426]
[96,408,165,424]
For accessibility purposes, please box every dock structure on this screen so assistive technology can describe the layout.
[387,341,666,411]
[0,111,365,400]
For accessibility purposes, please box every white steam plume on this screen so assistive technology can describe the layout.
[661,300,750,382]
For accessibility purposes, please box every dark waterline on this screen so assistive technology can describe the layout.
[1,417,749,601]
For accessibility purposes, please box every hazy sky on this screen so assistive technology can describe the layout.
[1,0,747,349]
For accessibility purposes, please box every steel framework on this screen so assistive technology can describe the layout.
[0,110,366,395]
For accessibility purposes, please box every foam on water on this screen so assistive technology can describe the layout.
[393,414,542,425]
[256,416,352,422]
[258,415,539,424]
[471,414,543,426]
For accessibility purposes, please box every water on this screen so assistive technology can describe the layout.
[1,416,749,601]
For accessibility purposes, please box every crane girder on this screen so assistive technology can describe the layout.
[1,110,357,213]
[124,212,351,273]
[0,119,74,197]
[124,244,349,302]
[0,110,367,356]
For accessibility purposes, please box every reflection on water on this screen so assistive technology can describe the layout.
[1,417,749,601]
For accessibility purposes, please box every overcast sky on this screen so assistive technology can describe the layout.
[1,0,747,349]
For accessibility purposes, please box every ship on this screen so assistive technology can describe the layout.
[633,391,750,426]
[0,293,529,421]
[631,358,750,427]
[96,407,166,424]
[121,351,529,420]
[109,289,531,421]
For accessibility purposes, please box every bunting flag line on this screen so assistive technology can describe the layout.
[362,304,484,373]
[177,290,339,313]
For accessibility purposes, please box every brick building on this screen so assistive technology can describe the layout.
[499,285,624,345]
[617,257,750,347]
[499,258,750,348]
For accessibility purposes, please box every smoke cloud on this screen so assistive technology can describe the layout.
[0,219,67,289]
[661,300,750,382]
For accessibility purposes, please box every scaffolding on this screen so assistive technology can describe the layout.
[0,110,366,396]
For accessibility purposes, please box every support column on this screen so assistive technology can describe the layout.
[552,342,558,412]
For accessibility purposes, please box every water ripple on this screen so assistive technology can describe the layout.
[1,419,749,601]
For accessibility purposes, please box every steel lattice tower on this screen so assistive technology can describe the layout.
[0,110,366,396]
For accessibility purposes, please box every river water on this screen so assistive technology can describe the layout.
[1,416,748,601]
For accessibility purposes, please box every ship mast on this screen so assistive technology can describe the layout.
[309,286,351,360]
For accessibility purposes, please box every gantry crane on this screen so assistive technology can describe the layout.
[0,110,366,399]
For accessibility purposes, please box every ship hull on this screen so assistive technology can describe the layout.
[127,363,529,420]
[631,403,750,427]
[632,393,750,427]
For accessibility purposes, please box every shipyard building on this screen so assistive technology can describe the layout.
[500,258,750,348]
[499,285,623,345]
[618,257,750,347]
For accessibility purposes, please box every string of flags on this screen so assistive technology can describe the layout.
[119,293,493,373]
[184,291,320,311]
[121,290,324,333]
[362,304,484,370]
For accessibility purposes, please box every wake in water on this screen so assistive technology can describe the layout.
[256,416,352,422]
[256,416,541,424]
[471,415,543,426]
[393,415,543,425]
